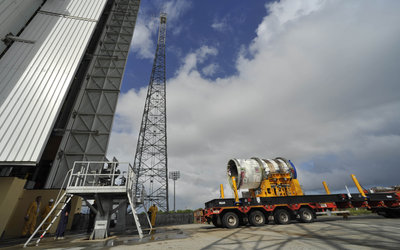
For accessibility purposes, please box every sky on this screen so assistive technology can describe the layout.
[108,0,400,210]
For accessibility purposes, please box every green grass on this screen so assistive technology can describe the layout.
[348,208,372,216]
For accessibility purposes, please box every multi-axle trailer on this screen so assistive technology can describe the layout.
[203,192,400,228]
[201,157,400,228]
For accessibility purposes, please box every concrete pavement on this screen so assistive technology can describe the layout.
[2,215,399,249]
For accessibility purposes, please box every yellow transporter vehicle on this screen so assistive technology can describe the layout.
[203,157,400,228]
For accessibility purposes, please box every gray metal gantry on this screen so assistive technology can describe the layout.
[46,0,141,188]
[66,161,150,240]
[134,13,169,212]
[24,161,151,247]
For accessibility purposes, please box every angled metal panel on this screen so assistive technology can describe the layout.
[0,0,44,54]
[41,0,106,20]
[46,0,141,188]
[0,0,107,165]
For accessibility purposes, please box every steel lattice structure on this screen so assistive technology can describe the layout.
[134,13,168,211]
[45,0,141,188]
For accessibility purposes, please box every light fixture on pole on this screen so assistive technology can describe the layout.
[169,171,180,212]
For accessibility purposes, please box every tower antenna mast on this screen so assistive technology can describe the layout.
[134,13,168,211]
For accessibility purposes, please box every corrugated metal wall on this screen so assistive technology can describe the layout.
[0,0,44,54]
[0,0,108,165]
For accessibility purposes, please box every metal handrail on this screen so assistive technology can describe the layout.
[67,161,135,190]
[55,169,72,203]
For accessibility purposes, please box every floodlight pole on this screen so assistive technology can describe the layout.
[173,179,176,211]
[169,171,180,212]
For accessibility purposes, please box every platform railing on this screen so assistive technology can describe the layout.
[126,163,136,200]
[66,161,134,192]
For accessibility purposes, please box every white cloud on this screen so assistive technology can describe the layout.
[178,45,218,74]
[130,18,158,59]
[211,15,234,33]
[162,0,191,23]
[211,19,228,32]
[202,63,219,76]
[211,21,225,31]
[130,0,191,59]
[110,0,400,210]
[250,0,324,54]
[196,46,218,62]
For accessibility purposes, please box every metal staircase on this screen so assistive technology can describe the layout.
[134,184,152,231]
[24,161,152,247]
[127,183,152,239]
[127,189,143,238]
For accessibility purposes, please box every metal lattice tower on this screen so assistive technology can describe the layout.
[45,0,141,188]
[134,13,168,211]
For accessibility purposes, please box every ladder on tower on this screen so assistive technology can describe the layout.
[127,191,143,238]
[126,182,153,238]
[23,193,73,248]
[138,185,153,232]
[142,197,152,233]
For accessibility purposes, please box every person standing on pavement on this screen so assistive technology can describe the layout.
[55,201,71,240]
[87,200,97,233]
[22,196,42,237]
[148,204,158,227]
[41,199,54,230]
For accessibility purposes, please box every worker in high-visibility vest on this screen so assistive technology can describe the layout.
[22,196,42,236]
[41,199,54,230]
[148,204,158,226]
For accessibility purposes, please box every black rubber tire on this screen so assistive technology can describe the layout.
[274,209,291,225]
[249,210,266,226]
[298,207,314,223]
[212,215,222,227]
[222,212,240,229]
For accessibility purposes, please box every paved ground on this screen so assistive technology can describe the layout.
[2,215,399,249]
